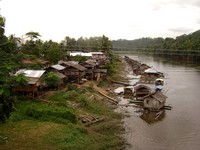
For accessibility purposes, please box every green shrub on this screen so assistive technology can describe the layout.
[25,105,76,124]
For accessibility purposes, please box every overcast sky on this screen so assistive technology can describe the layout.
[1,0,200,42]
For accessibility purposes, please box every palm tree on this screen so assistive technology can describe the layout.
[25,31,41,41]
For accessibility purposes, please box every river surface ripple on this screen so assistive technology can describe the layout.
[116,54,200,150]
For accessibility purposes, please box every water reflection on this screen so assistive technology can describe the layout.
[140,111,166,125]
[118,54,200,150]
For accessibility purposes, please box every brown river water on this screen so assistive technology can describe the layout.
[116,54,200,150]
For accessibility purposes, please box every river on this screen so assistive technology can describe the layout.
[116,54,200,150]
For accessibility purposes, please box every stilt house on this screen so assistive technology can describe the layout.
[143,91,167,110]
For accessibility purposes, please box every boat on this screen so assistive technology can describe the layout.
[154,78,164,92]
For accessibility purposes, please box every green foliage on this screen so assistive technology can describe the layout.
[44,42,65,63]
[112,29,200,61]
[61,35,112,52]
[0,95,13,122]
[25,31,41,41]
[14,73,28,87]
[69,55,87,63]
[42,72,61,88]
[47,89,89,109]
[104,53,120,75]
[25,62,44,69]
[9,100,76,124]
[0,16,5,36]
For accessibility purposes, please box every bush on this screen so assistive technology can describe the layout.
[25,105,76,124]
[42,72,61,88]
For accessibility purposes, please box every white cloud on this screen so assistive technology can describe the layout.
[1,0,199,42]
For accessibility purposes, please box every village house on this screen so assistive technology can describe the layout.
[94,68,107,81]
[45,64,67,83]
[69,52,92,57]
[79,61,97,80]
[133,84,152,100]
[140,67,164,83]
[14,69,46,97]
[22,58,50,68]
[143,91,167,110]
[59,61,87,83]
[91,52,107,60]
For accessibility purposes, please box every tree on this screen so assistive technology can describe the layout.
[45,41,65,64]
[100,35,112,53]
[21,32,43,57]
[25,31,41,41]
[0,15,21,121]
[41,72,61,89]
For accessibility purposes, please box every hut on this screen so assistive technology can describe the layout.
[64,63,87,83]
[140,63,150,73]
[93,68,107,81]
[124,86,134,98]
[132,63,142,75]
[22,58,49,68]
[143,92,167,110]
[45,64,67,83]
[90,52,107,60]
[79,61,97,80]
[45,64,66,75]
[133,84,151,99]
[140,67,164,83]
[14,69,46,97]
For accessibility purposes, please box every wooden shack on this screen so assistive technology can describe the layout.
[79,61,96,80]
[22,58,49,68]
[64,63,87,83]
[132,63,142,75]
[133,84,151,99]
[140,63,150,73]
[94,69,107,81]
[140,67,164,83]
[124,86,134,98]
[143,92,167,110]
[91,52,107,60]
[14,69,46,97]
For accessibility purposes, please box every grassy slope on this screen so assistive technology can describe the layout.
[0,86,125,150]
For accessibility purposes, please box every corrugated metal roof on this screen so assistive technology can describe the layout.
[70,52,92,57]
[91,52,104,55]
[54,72,66,79]
[28,77,39,84]
[71,64,87,71]
[152,92,167,103]
[51,64,65,70]
[15,69,45,78]
[144,68,158,73]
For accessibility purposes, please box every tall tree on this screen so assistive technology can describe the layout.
[25,31,41,41]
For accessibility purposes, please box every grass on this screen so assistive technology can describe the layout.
[0,86,125,150]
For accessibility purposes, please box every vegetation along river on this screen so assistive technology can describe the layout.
[116,54,200,150]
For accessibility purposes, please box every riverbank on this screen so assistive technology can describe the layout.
[0,55,127,150]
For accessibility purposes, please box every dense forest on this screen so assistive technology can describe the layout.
[112,30,200,61]
[0,15,112,121]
